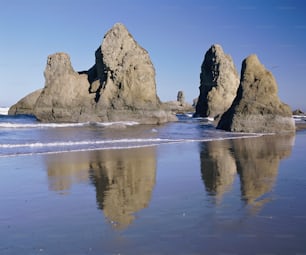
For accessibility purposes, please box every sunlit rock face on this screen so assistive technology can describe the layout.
[96,23,159,108]
[195,44,239,119]
[217,54,295,133]
[33,53,92,122]
[89,147,157,229]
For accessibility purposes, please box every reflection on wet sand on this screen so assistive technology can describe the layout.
[200,135,294,211]
[45,147,157,229]
[233,135,294,212]
[46,153,90,193]
[89,147,156,229]
[200,140,237,203]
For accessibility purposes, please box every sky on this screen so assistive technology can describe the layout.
[1,0,306,110]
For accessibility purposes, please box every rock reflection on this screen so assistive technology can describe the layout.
[46,153,90,193]
[89,147,156,230]
[45,147,156,230]
[200,140,237,203]
[233,135,294,212]
[200,135,294,211]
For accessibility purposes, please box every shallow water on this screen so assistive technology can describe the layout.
[1,126,306,254]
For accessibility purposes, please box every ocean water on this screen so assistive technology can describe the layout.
[1,108,306,255]
[0,111,260,157]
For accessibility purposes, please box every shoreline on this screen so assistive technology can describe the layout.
[296,121,306,131]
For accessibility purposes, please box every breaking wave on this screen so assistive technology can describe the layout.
[0,121,139,129]
[0,107,9,115]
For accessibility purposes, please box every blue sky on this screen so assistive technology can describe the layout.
[1,0,306,110]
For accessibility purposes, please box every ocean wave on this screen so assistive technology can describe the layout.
[0,143,162,158]
[0,121,139,129]
[0,138,176,149]
[0,134,264,158]
[0,107,9,115]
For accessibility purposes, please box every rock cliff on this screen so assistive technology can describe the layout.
[194,44,239,119]
[217,55,295,133]
[9,23,176,124]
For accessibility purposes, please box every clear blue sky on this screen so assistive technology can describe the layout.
[1,0,306,110]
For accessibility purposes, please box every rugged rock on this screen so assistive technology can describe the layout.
[217,54,295,133]
[194,44,239,119]
[11,23,176,124]
[33,53,92,122]
[293,109,305,116]
[8,89,42,115]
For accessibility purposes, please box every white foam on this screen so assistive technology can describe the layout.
[293,115,306,121]
[0,121,139,129]
[0,138,175,149]
[95,121,139,127]
[0,143,161,158]
[0,107,9,115]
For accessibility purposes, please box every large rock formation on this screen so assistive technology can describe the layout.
[9,23,176,124]
[194,44,239,119]
[217,55,295,133]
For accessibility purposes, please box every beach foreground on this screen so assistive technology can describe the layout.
[1,129,306,255]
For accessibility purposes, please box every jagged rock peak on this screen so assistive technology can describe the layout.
[9,23,176,124]
[195,44,239,119]
[44,52,75,75]
[217,54,295,133]
[101,23,146,69]
[93,22,160,110]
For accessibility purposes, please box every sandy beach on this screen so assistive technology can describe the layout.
[1,129,306,255]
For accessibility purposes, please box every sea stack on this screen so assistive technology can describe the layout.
[194,44,239,119]
[217,54,295,133]
[9,23,176,124]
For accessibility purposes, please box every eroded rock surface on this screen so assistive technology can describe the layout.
[195,44,239,119]
[10,23,176,124]
[217,55,295,133]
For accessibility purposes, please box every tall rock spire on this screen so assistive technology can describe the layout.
[195,44,239,119]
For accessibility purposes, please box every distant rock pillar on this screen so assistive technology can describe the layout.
[177,91,185,105]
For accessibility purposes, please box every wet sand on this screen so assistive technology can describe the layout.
[1,131,306,255]
[296,121,306,131]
